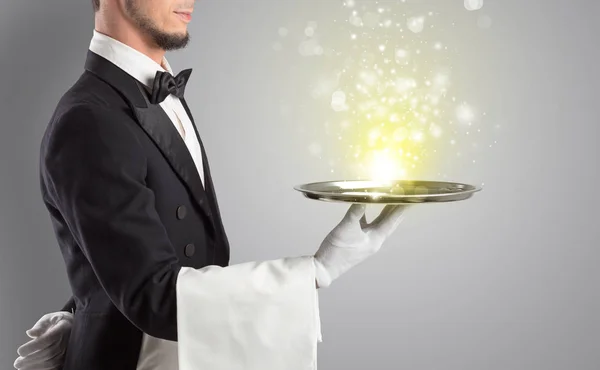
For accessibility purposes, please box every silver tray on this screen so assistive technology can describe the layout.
[294,180,481,204]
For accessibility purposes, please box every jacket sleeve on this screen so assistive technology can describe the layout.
[41,103,181,340]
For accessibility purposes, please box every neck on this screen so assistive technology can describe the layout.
[94,19,165,67]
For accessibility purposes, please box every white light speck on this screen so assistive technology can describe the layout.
[407,16,425,33]
[456,103,475,124]
[464,0,484,11]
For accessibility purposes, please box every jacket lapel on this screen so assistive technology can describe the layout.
[131,99,215,229]
[84,50,215,230]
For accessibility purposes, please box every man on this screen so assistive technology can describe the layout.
[13,0,408,369]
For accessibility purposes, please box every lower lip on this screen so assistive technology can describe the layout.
[175,12,192,23]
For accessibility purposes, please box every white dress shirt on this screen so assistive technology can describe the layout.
[89,29,205,189]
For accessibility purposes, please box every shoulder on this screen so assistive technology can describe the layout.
[40,70,147,164]
[44,71,142,148]
[45,102,137,150]
[41,102,145,178]
[49,68,141,131]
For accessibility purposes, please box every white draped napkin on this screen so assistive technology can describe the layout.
[176,255,322,370]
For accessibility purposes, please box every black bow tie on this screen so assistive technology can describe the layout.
[149,68,192,104]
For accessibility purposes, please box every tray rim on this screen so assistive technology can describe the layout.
[293,179,482,199]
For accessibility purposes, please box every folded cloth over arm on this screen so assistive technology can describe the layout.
[176,255,322,370]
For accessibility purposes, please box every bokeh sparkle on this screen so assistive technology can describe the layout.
[274,0,495,182]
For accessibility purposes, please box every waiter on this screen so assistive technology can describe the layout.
[13,0,407,369]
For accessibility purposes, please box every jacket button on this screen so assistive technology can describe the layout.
[184,243,195,257]
[176,205,187,219]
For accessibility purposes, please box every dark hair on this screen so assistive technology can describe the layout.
[92,0,100,12]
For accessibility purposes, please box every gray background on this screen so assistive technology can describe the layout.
[1,0,599,369]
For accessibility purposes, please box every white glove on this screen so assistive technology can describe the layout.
[14,311,73,370]
[314,203,408,288]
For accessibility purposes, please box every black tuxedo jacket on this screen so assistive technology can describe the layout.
[39,50,230,370]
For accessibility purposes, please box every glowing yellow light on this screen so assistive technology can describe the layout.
[393,127,408,141]
[299,1,483,181]
[368,150,404,181]
[375,105,388,116]
[368,128,381,140]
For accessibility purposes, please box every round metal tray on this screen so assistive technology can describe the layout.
[294,179,481,204]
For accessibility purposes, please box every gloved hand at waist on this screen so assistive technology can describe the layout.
[13,311,73,370]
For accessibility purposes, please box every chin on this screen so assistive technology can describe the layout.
[169,22,189,33]
[160,24,185,36]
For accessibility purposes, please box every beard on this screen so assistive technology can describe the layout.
[125,0,190,51]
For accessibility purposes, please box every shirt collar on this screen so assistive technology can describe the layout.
[88,29,174,90]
